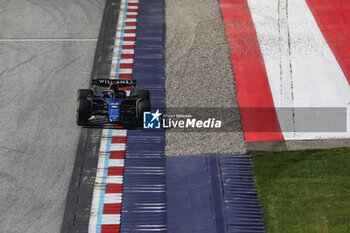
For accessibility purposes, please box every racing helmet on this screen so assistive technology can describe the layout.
[103,90,114,98]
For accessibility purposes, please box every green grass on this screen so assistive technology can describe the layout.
[252,148,350,233]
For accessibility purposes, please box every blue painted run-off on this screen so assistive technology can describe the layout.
[121,0,166,232]
[167,154,265,233]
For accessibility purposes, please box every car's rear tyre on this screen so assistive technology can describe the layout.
[76,99,91,125]
[77,89,94,99]
[136,99,151,126]
[133,90,150,100]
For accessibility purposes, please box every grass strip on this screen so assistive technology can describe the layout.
[252,148,350,233]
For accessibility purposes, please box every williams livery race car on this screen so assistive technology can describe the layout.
[76,79,150,126]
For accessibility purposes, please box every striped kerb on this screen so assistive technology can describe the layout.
[88,0,139,232]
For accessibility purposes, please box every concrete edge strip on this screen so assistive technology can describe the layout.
[246,139,350,152]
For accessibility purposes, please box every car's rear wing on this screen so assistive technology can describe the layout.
[92,79,136,87]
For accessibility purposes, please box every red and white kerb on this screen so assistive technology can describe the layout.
[89,0,139,232]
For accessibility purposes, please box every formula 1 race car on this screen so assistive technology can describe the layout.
[76,79,150,126]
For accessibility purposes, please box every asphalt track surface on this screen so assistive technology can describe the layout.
[165,0,246,155]
[0,0,104,232]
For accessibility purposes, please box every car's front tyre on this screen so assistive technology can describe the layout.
[76,99,91,125]
[77,89,94,99]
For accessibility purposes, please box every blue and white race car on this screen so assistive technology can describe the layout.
[76,79,150,126]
